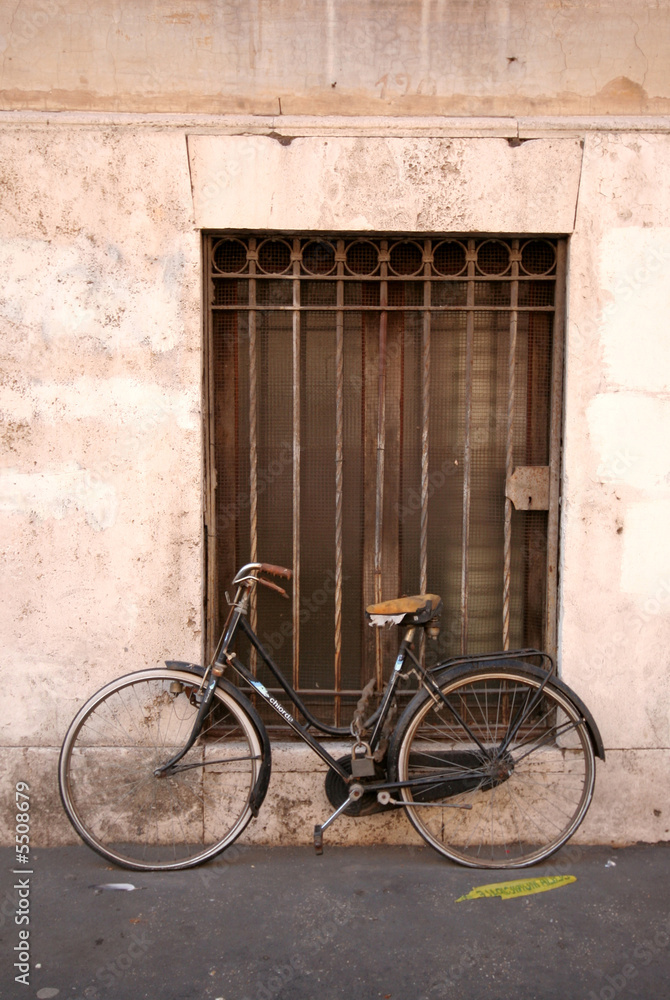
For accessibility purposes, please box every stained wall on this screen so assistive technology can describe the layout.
[1,0,669,845]
[1,0,670,116]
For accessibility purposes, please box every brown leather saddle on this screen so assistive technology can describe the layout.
[365,594,443,627]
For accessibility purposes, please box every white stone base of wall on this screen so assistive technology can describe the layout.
[2,745,669,849]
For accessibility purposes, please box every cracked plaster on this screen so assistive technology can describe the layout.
[1,0,670,115]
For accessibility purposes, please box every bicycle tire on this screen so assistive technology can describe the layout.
[59,668,266,871]
[388,665,596,868]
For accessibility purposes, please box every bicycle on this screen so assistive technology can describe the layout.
[59,562,604,872]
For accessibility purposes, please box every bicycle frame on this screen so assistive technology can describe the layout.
[157,573,511,794]
[157,577,413,783]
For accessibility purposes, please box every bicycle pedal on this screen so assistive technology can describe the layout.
[351,741,376,777]
[313,825,324,855]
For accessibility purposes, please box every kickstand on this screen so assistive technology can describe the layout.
[313,784,363,855]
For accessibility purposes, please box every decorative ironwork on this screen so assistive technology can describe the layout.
[206,235,564,728]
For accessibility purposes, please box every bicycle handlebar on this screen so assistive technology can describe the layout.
[232,562,293,585]
[231,563,292,601]
[259,563,292,580]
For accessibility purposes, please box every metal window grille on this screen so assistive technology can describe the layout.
[204,235,566,729]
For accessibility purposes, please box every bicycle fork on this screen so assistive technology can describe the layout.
[153,674,219,777]
[154,589,249,777]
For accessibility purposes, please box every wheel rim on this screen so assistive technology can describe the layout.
[396,671,595,868]
[60,670,262,870]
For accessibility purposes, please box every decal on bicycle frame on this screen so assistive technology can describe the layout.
[248,677,295,725]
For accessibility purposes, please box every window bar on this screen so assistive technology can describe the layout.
[213,304,556,314]
[334,240,345,726]
[460,240,476,653]
[292,239,301,688]
[420,242,432,595]
[502,239,520,651]
[419,240,432,665]
[203,238,217,659]
[248,240,258,673]
[545,239,567,657]
[374,242,389,688]
[233,275,241,581]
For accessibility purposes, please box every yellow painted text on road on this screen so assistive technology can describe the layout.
[456,875,576,901]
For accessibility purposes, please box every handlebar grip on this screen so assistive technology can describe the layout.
[259,563,292,580]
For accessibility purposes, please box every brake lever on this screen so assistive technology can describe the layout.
[257,576,289,599]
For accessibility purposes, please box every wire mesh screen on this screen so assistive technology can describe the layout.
[207,236,564,728]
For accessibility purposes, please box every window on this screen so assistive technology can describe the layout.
[204,235,565,727]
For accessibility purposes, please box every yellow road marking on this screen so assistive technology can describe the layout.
[456,875,576,901]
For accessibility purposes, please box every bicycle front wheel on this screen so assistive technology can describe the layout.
[59,669,266,871]
[389,667,596,868]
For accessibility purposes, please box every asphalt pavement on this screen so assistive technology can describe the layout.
[2,842,669,1000]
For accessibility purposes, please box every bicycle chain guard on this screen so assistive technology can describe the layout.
[324,755,393,816]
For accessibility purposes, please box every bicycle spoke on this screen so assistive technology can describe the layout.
[395,668,596,868]
[60,669,264,870]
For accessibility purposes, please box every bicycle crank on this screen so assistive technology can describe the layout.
[314,783,366,854]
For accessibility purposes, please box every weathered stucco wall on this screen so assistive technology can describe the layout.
[2,0,670,116]
[187,133,583,233]
[561,132,670,841]
[0,126,203,839]
[1,114,669,847]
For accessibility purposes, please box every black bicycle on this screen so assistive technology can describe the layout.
[59,562,604,872]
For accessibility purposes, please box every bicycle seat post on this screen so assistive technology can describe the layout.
[361,626,416,754]
[396,625,416,671]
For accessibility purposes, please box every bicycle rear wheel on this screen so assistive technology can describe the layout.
[389,667,596,868]
[59,669,266,871]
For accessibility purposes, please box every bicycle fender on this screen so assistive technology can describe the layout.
[427,659,605,761]
[165,661,272,815]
